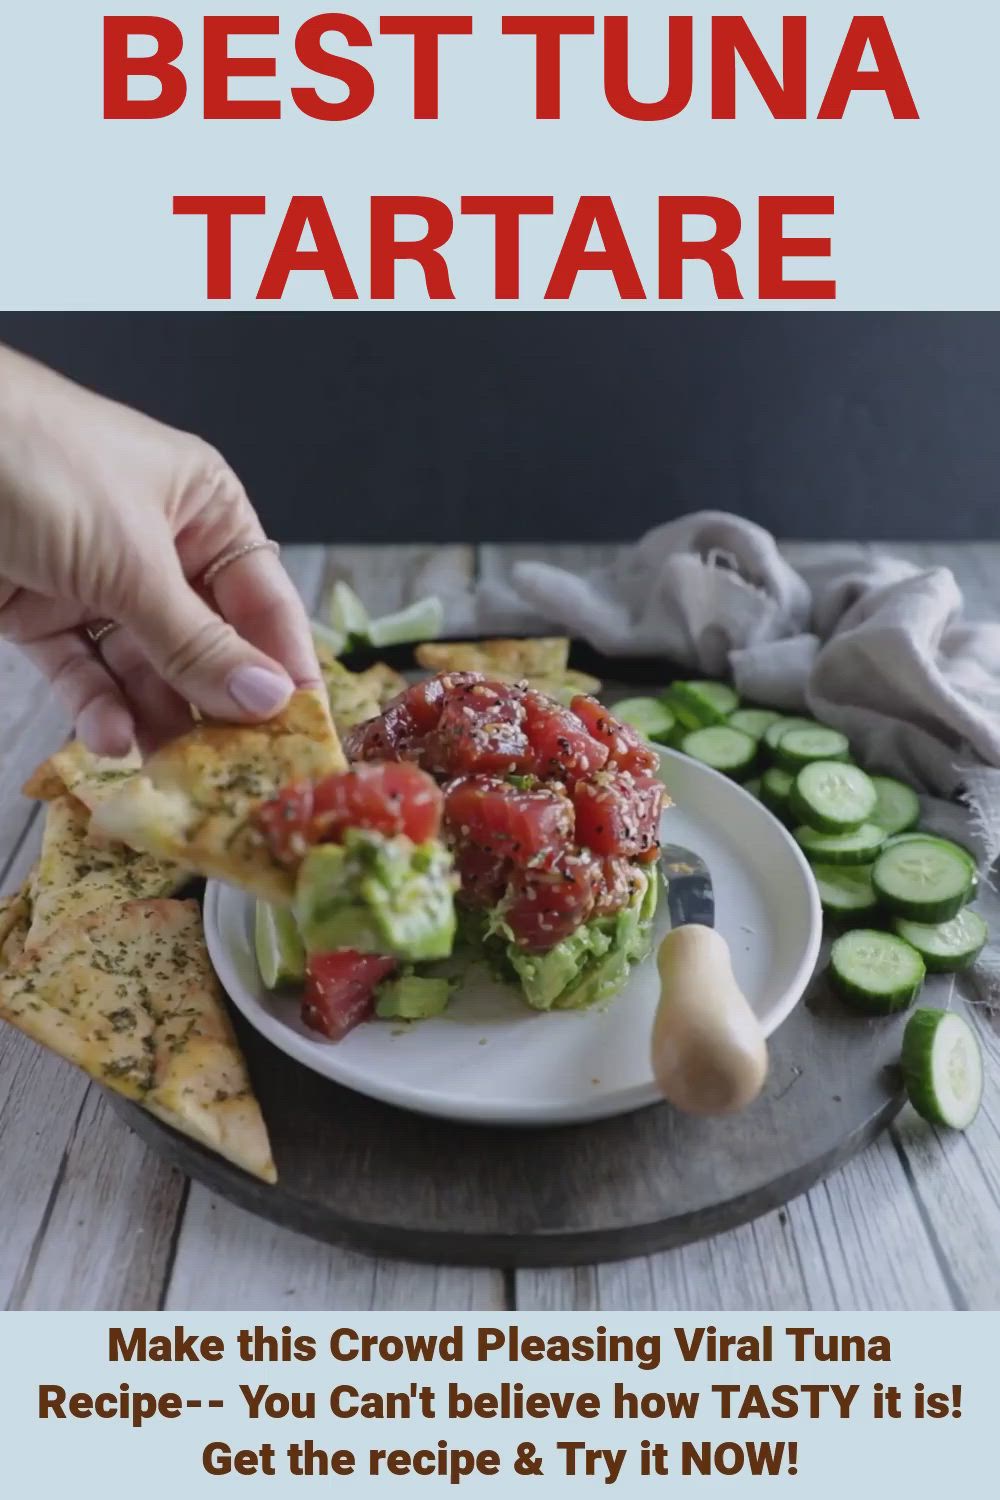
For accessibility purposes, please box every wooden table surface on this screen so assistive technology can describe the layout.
[2,540,999,1313]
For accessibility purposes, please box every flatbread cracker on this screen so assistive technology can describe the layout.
[91,688,345,902]
[0,898,276,1182]
[23,740,143,809]
[25,795,188,950]
[320,654,407,731]
[0,887,31,970]
[414,638,601,701]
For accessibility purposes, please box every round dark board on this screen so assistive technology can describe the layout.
[111,950,916,1266]
[108,660,916,1265]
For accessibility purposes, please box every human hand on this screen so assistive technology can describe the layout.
[0,345,320,755]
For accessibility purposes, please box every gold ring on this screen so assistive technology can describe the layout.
[202,538,281,591]
[84,620,120,648]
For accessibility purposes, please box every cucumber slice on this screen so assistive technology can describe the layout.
[367,595,444,647]
[727,708,783,741]
[743,777,762,798]
[255,899,306,989]
[328,580,370,640]
[790,761,877,833]
[869,776,921,836]
[883,832,980,902]
[901,1008,983,1129]
[669,680,739,726]
[760,767,794,820]
[891,909,988,973]
[813,863,879,918]
[311,620,348,658]
[613,696,677,744]
[680,725,757,779]
[829,928,926,1013]
[795,822,886,865]
[872,838,973,923]
[774,726,850,772]
[763,716,820,758]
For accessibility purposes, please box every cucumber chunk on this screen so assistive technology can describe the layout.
[613,696,677,744]
[790,761,877,833]
[795,822,886,865]
[662,691,704,732]
[813,863,879,917]
[775,726,850,772]
[763,716,820,758]
[760,767,794,820]
[680,725,757,779]
[891,909,988,973]
[872,838,972,923]
[328,580,370,640]
[669,680,740,726]
[869,776,921,836]
[728,708,783,741]
[367,595,444,647]
[830,928,925,1013]
[743,777,762,798]
[901,1008,983,1129]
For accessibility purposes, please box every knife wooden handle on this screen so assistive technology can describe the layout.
[651,924,768,1116]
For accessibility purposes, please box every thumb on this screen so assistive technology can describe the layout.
[121,557,294,723]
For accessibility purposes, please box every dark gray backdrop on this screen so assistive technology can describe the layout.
[0,314,995,543]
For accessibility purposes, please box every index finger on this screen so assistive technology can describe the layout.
[210,547,321,688]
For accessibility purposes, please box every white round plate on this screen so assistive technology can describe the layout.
[204,749,822,1127]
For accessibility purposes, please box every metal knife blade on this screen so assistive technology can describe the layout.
[659,843,715,930]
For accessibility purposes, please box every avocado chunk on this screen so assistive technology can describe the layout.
[375,975,454,1020]
[501,867,660,1011]
[293,830,456,962]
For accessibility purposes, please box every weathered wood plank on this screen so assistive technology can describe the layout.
[515,1130,954,1311]
[165,1186,506,1311]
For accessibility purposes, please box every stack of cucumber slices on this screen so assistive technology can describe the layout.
[614,683,988,1133]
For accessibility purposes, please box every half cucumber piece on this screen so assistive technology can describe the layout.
[872,837,973,923]
[869,776,921,836]
[774,725,850,772]
[613,696,677,744]
[829,928,926,1013]
[680,725,757,779]
[901,1008,983,1129]
[790,761,877,833]
[813,863,879,919]
[795,822,886,866]
[891,909,988,973]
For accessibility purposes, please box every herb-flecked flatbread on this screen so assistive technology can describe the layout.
[25,794,189,951]
[23,740,143,809]
[414,637,601,702]
[0,898,276,1182]
[0,886,31,970]
[91,688,345,902]
[318,652,407,731]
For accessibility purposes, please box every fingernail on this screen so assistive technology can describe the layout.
[227,665,293,716]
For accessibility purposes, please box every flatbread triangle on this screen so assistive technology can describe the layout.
[0,898,276,1183]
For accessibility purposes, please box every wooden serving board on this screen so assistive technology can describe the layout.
[108,656,962,1266]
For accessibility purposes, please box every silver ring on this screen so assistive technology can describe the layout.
[84,620,121,648]
[201,538,280,591]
